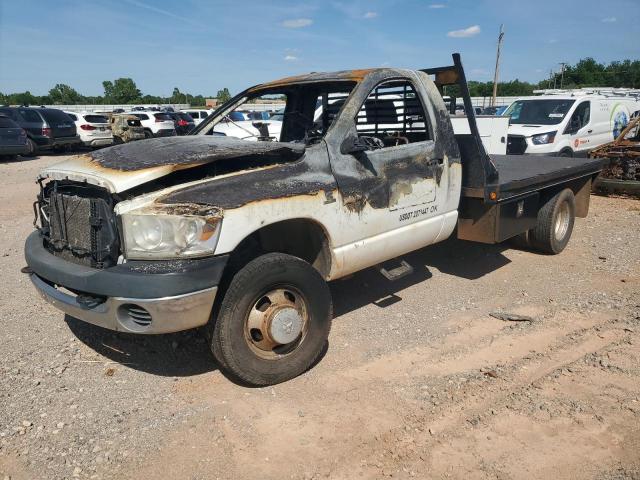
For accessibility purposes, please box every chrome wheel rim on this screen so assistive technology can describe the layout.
[244,287,308,359]
[554,201,570,241]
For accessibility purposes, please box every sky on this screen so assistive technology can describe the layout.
[1,0,639,97]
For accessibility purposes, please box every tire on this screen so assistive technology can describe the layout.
[22,138,37,157]
[509,231,531,249]
[113,136,124,145]
[210,252,332,386]
[530,189,575,254]
[143,130,153,139]
[558,149,573,158]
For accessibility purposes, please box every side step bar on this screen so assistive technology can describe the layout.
[379,259,414,281]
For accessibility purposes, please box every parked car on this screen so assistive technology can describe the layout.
[246,111,272,121]
[504,90,640,156]
[167,112,195,135]
[64,112,113,148]
[125,112,176,138]
[26,53,603,386]
[182,109,212,126]
[227,111,250,121]
[481,105,508,116]
[109,114,145,144]
[0,107,80,154]
[0,114,29,158]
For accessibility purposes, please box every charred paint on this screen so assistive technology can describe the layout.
[247,69,375,93]
[88,136,305,172]
[157,145,337,210]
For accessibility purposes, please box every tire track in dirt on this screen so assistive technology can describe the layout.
[127,307,639,480]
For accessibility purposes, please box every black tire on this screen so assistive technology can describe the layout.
[22,138,37,157]
[210,252,332,386]
[530,189,575,254]
[509,231,531,249]
[143,130,153,139]
[113,136,124,145]
[558,149,573,158]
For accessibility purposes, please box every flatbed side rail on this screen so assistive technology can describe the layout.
[421,53,500,203]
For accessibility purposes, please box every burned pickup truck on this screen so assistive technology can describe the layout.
[25,54,603,386]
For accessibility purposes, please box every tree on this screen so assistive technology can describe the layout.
[216,88,231,103]
[48,84,82,104]
[102,78,141,104]
[170,87,188,104]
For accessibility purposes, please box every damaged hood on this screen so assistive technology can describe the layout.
[39,136,306,193]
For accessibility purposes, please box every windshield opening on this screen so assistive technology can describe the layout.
[505,99,576,125]
[194,81,357,145]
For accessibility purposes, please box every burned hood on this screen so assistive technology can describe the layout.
[39,136,306,193]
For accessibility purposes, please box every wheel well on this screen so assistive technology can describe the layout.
[538,175,594,217]
[559,147,574,156]
[228,219,332,279]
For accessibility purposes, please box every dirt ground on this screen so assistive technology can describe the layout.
[1,153,639,480]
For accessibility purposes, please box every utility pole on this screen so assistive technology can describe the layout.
[559,62,567,89]
[548,69,554,89]
[490,24,505,107]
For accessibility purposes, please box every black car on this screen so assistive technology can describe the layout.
[168,112,195,135]
[0,107,80,154]
[0,114,29,158]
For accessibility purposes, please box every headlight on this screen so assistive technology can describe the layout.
[532,131,557,145]
[120,204,222,259]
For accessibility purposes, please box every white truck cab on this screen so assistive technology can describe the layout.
[505,89,640,157]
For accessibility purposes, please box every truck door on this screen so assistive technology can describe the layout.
[325,73,457,277]
[565,100,593,154]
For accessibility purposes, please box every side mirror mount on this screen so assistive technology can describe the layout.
[340,134,369,155]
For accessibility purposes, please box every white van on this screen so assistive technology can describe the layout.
[504,89,640,157]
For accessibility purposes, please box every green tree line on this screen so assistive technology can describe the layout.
[2,57,639,106]
[445,57,640,98]
[0,77,232,106]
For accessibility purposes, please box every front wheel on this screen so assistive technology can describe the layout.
[210,253,332,386]
[143,130,153,139]
[530,189,575,254]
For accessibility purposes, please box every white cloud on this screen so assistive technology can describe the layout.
[447,25,481,38]
[284,55,299,61]
[282,18,313,28]
[429,3,446,8]
[364,11,378,19]
[601,16,616,23]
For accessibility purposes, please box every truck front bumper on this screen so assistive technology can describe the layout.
[25,231,228,334]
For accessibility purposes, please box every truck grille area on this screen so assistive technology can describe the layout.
[507,135,528,155]
[37,182,120,268]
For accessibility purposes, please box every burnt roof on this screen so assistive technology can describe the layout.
[248,68,378,92]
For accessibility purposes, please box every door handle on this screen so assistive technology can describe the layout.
[587,129,593,133]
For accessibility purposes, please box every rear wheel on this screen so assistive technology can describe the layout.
[210,253,332,386]
[22,138,37,157]
[530,189,575,254]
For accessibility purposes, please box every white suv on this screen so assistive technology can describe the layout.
[64,111,113,147]
[181,109,212,126]
[125,112,176,138]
